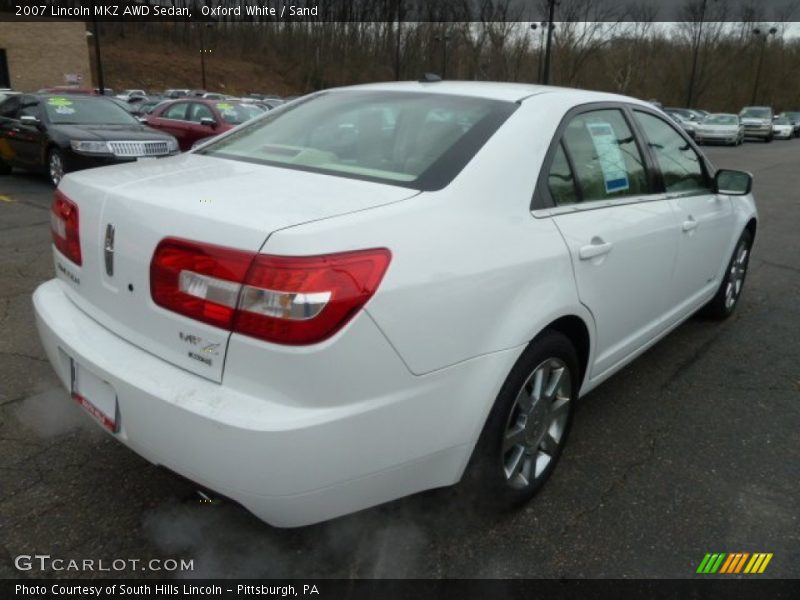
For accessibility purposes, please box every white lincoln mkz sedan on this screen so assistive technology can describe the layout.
[34,81,757,527]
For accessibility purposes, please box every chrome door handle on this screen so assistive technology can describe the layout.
[682,218,698,232]
[579,241,613,260]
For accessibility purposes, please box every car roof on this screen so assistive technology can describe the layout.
[333,80,653,107]
[159,97,242,107]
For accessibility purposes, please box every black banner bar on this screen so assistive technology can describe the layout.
[2,0,800,23]
[4,579,800,600]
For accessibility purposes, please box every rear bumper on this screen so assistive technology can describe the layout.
[33,279,516,527]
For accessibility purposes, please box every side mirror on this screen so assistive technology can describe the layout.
[20,115,39,125]
[200,117,217,129]
[715,169,752,196]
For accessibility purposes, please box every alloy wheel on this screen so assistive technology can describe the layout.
[724,241,749,310]
[49,152,64,186]
[502,358,571,490]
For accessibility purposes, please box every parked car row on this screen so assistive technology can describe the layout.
[0,90,276,184]
[659,103,800,145]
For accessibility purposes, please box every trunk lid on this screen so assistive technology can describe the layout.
[56,153,417,381]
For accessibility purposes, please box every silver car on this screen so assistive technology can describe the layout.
[666,111,697,139]
[694,113,744,146]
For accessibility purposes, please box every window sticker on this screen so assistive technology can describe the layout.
[48,97,73,107]
[586,121,630,194]
[54,106,76,115]
[216,103,234,111]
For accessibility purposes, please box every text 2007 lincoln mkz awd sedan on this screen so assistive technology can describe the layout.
[33,82,757,527]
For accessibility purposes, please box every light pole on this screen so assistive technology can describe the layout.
[751,26,778,105]
[531,21,554,84]
[541,0,557,85]
[434,29,452,79]
[88,0,105,94]
[199,23,213,90]
[685,0,714,108]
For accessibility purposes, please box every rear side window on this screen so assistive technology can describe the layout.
[634,111,710,195]
[559,109,648,203]
[197,91,517,190]
[548,143,579,205]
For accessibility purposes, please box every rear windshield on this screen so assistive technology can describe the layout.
[197,91,517,190]
[43,96,140,125]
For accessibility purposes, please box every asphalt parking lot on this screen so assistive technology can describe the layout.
[1,141,798,580]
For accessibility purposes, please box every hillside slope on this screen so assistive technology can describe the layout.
[91,34,297,96]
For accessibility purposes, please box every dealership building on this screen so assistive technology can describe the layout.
[0,22,92,90]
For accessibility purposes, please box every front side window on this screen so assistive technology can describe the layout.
[197,91,516,190]
[559,108,648,203]
[634,111,710,195]
[162,102,189,121]
[188,103,214,123]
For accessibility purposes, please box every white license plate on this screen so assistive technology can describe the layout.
[70,358,119,433]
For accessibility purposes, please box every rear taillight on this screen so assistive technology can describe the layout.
[51,190,81,265]
[151,238,391,345]
[236,249,392,345]
[150,238,254,330]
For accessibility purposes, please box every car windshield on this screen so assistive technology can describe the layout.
[215,102,264,124]
[740,108,770,118]
[705,115,738,125]
[774,117,790,125]
[197,91,516,190]
[43,96,140,125]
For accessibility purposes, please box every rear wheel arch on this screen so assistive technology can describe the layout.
[537,315,591,391]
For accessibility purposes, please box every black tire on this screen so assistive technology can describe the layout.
[463,330,579,510]
[701,229,753,320]
[765,135,773,143]
[47,147,67,187]
[0,159,10,175]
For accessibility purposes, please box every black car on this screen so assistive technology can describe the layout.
[0,94,179,186]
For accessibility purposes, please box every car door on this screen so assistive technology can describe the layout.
[186,102,220,147]
[0,95,43,167]
[0,94,25,166]
[13,99,46,167]
[542,106,680,379]
[149,101,191,149]
[632,110,735,319]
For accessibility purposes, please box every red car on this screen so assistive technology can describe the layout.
[146,98,264,151]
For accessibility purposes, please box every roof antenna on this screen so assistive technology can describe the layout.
[419,73,442,83]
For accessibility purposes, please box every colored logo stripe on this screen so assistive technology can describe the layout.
[744,553,773,574]
[697,553,726,573]
[720,553,750,573]
[697,553,773,574]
